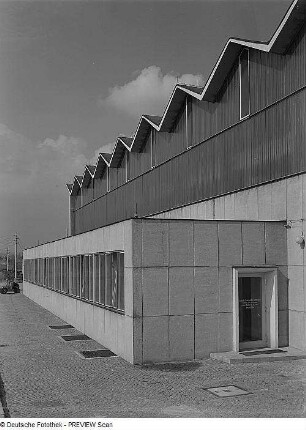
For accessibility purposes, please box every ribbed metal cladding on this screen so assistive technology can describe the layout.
[73,88,306,235]
[250,23,306,113]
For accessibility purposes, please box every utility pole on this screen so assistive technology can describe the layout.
[6,248,9,272]
[14,233,18,281]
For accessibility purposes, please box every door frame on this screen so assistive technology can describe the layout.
[232,267,278,353]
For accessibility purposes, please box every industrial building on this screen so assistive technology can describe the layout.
[24,0,306,364]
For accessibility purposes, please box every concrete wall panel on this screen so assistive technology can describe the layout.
[133,318,143,364]
[218,313,233,352]
[258,184,272,219]
[143,316,169,363]
[245,188,259,220]
[195,313,218,358]
[218,222,242,266]
[224,194,235,219]
[131,220,142,268]
[124,268,134,318]
[234,192,248,219]
[214,197,225,219]
[169,267,194,315]
[288,266,304,312]
[277,266,289,312]
[194,222,218,267]
[287,176,303,221]
[242,222,265,265]
[289,310,305,350]
[142,221,169,267]
[132,268,143,318]
[204,200,214,219]
[278,309,289,347]
[265,223,287,265]
[218,267,233,313]
[169,222,193,266]
[142,268,169,316]
[169,316,194,361]
[194,267,218,314]
[271,180,287,220]
[287,227,304,266]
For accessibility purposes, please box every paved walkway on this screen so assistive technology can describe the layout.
[0,290,305,418]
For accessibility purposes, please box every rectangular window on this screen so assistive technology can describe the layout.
[106,167,110,192]
[80,255,86,299]
[125,151,129,183]
[117,252,124,311]
[54,257,61,291]
[71,256,76,296]
[111,253,118,308]
[61,257,69,293]
[76,255,81,297]
[23,252,124,312]
[88,254,93,301]
[93,253,99,303]
[151,130,156,168]
[68,256,72,295]
[186,96,192,149]
[105,253,112,306]
[239,49,250,119]
[99,253,106,305]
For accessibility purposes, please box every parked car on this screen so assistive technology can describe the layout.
[0,280,20,294]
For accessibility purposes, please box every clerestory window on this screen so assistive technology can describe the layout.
[239,49,250,120]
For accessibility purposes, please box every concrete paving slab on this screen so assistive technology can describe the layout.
[210,347,306,364]
[0,290,305,418]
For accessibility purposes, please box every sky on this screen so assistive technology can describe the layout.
[0,0,291,250]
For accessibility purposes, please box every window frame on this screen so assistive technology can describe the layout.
[239,48,250,120]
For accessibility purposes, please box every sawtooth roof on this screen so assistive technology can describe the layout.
[68,0,306,194]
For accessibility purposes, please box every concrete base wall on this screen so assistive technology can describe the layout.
[152,174,306,352]
[23,281,134,363]
[131,219,288,364]
[23,220,136,363]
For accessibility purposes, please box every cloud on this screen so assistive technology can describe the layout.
[101,65,204,118]
[0,124,122,246]
[0,128,88,195]
[0,125,91,246]
[89,142,116,164]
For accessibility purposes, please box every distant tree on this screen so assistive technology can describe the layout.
[0,268,14,282]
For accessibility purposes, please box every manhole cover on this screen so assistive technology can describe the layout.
[79,349,117,359]
[61,334,90,341]
[49,324,74,329]
[241,349,285,356]
[205,385,250,397]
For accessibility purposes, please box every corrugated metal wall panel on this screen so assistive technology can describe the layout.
[73,88,306,235]
[190,61,240,146]
[109,167,118,191]
[129,131,151,179]
[94,175,107,199]
[250,24,306,113]
[72,28,306,234]
[155,104,187,164]
[117,153,127,187]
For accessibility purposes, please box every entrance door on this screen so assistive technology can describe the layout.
[238,276,267,350]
